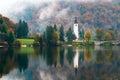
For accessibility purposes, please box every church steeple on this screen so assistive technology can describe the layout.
[74,17,78,23]
[73,17,79,41]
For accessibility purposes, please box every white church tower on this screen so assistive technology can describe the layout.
[73,17,79,41]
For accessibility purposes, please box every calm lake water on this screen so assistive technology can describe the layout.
[0,46,120,80]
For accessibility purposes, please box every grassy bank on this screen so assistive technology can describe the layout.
[17,39,34,45]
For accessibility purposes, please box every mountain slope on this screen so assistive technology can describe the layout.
[6,1,120,34]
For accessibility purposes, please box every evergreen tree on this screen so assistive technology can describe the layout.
[79,29,84,39]
[53,24,57,31]
[0,18,3,24]
[7,30,15,46]
[59,25,64,42]
[0,22,8,33]
[66,27,75,42]
[17,20,29,38]
[17,20,22,38]
[45,25,59,45]
[45,25,54,44]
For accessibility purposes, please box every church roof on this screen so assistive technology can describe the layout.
[74,17,78,23]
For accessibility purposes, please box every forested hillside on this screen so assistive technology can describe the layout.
[1,1,120,38]
[6,1,120,36]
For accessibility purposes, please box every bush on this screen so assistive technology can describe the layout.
[0,41,8,46]
[13,40,21,47]
[33,41,40,47]
[100,42,113,46]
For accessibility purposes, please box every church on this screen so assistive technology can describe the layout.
[73,17,79,41]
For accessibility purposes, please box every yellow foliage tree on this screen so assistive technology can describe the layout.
[105,32,112,41]
[51,30,60,45]
[84,30,92,43]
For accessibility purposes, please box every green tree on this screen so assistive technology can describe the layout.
[7,30,15,46]
[84,30,92,43]
[79,29,84,39]
[66,27,75,42]
[95,28,104,41]
[45,25,59,45]
[17,20,29,38]
[17,20,22,38]
[0,22,8,33]
[0,18,3,24]
[59,25,64,42]
[23,21,29,37]
[53,24,57,31]
[45,25,54,44]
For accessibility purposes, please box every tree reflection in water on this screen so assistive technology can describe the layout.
[0,46,120,80]
[0,47,28,78]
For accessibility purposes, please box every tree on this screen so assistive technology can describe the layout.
[0,22,8,33]
[23,21,29,37]
[79,29,84,39]
[84,30,92,43]
[17,20,29,38]
[51,30,59,45]
[45,25,59,45]
[0,18,3,24]
[7,30,15,46]
[107,30,114,40]
[53,24,57,31]
[66,27,75,42]
[95,28,104,41]
[59,25,64,42]
[105,32,112,41]
[45,25,54,44]
[34,34,40,42]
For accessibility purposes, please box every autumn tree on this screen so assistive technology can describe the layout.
[51,30,59,45]
[84,30,92,43]
[45,25,60,46]
[105,32,112,41]
[95,28,104,41]
[107,30,114,40]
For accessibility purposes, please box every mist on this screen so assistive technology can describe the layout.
[0,0,116,34]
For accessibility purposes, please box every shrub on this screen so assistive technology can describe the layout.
[0,41,8,46]
[13,40,21,47]
[33,41,40,47]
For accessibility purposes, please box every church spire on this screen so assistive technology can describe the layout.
[74,17,78,23]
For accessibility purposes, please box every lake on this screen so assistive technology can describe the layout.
[0,46,120,80]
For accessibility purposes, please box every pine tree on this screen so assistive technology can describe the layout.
[7,30,15,46]
[66,27,75,42]
[59,25,64,42]
[17,20,29,38]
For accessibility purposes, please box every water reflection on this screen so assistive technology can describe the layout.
[0,46,120,80]
[0,47,28,78]
[73,47,79,75]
